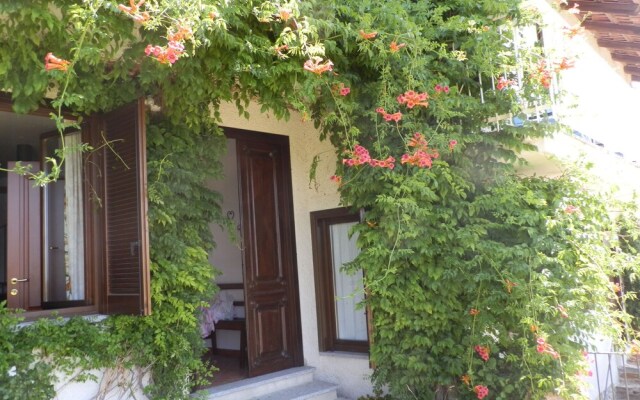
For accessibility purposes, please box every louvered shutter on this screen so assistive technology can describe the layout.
[101,99,150,315]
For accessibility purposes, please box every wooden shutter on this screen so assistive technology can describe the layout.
[100,99,150,315]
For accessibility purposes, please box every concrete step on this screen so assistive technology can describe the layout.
[615,379,640,399]
[253,380,338,400]
[618,366,640,387]
[615,388,640,399]
[201,366,316,400]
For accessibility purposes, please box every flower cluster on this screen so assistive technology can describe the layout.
[612,282,622,293]
[474,385,489,399]
[343,145,395,170]
[554,56,575,72]
[563,24,585,39]
[333,83,350,96]
[469,308,479,316]
[118,0,150,23]
[278,7,292,21]
[343,145,370,166]
[359,30,377,40]
[145,40,185,64]
[474,345,490,362]
[449,140,458,151]
[497,76,515,91]
[504,279,518,293]
[434,84,450,94]
[536,337,560,359]
[274,44,289,58]
[168,26,193,42]
[400,132,439,168]
[304,57,334,75]
[397,90,429,108]
[369,157,396,169]
[44,52,70,72]
[532,60,552,88]
[390,41,406,53]
[376,107,402,122]
[564,205,579,214]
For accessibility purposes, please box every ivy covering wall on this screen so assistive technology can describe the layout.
[0,1,639,400]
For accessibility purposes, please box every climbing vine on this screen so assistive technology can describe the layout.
[297,0,639,399]
[1,0,639,399]
[0,1,322,398]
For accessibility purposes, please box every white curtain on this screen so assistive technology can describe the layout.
[330,222,367,341]
[64,132,85,300]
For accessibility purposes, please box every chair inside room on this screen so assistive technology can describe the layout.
[207,283,247,369]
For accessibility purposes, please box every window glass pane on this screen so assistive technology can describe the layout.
[329,221,367,341]
[43,132,85,302]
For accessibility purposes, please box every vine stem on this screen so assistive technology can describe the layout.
[365,204,403,291]
[323,81,355,148]
[467,282,483,376]
[43,0,104,184]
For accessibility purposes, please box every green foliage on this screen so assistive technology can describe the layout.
[296,0,640,398]
[139,118,230,398]
[0,1,310,398]
[1,0,638,399]
[355,171,628,399]
[618,201,640,331]
[0,118,229,399]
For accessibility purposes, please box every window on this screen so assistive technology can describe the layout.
[311,207,369,353]
[43,132,85,307]
[0,96,150,316]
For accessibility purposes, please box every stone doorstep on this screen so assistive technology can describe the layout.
[197,366,348,400]
[253,380,339,400]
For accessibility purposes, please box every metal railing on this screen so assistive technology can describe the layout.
[589,351,640,400]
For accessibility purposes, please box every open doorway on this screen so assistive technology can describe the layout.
[203,129,303,386]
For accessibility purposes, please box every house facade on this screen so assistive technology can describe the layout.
[0,95,374,399]
[4,1,640,399]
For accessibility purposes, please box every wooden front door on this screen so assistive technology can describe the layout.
[231,129,303,377]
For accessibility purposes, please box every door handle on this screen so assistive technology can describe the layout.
[10,277,28,284]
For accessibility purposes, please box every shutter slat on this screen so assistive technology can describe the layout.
[101,99,151,315]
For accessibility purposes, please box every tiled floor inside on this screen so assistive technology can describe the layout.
[200,350,248,387]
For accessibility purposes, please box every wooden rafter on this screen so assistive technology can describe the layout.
[597,38,640,51]
[623,65,640,74]
[611,53,640,64]
[583,20,640,35]
[563,2,640,82]
[566,1,640,15]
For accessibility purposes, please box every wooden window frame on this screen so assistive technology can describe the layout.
[1,95,150,318]
[311,207,369,353]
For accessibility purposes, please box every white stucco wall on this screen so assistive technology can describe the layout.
[53,366,150,400]
[530,0,640,173]
[217,101,374,399]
